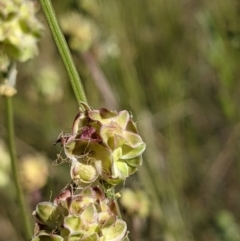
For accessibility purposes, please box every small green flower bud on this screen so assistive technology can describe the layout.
[70,161,99,186]
[64,215,83,235]
[33,202,63,229]
[69,195,95,214]
[100,219,127,241]
[80,203,98,224]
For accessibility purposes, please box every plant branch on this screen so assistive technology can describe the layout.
[5,96,32,239]
[40,0,87,105]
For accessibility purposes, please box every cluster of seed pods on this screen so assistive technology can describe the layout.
[32,105,146,241]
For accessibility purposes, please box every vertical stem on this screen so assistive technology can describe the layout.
[40,0,87,105]
[81,51,118,109]
[5,96,32,239]
[113,199,130,240]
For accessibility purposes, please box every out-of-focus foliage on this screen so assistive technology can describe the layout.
[0,0,43,70]
[1,0,240,240]
[0,139,11,187]
[20,154,49,192]
[120,188,150,218]
[0,0,43,97]
[60,12,98,52]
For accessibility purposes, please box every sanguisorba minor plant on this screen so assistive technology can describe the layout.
[33,0,146,240]
[1,0,146,240]
[31,103,146,241]
[0,0,146,241]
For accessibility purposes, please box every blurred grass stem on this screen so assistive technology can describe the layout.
[5,96,32,239]
[81,51,118,109]
[40,0,87,105]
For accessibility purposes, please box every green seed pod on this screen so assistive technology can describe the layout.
[100,219,127,241]
[69,195,95,214]
[63,215,83,235]
[70,161,99,186]
[33,202,63,229]
[80,203,98,224]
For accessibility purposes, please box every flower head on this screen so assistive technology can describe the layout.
[57,106,146,186]
[32,186,128,241]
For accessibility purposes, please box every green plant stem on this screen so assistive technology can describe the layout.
[114,200,130,241]
[40,0,87,105]
[5,96,32,239]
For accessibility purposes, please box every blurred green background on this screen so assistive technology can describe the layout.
[1,0,240,240]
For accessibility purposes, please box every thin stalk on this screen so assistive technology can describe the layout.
[114,200,130,241]
[40,0,87,105]
[81,51,118,109]
[5,96,32,239]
